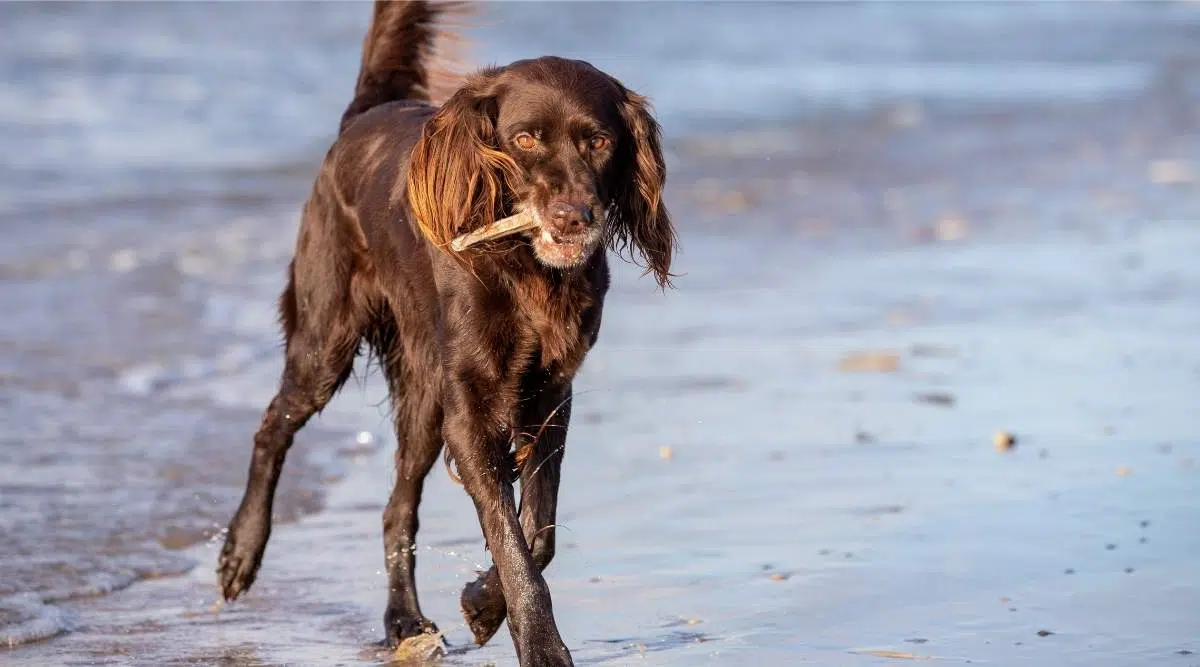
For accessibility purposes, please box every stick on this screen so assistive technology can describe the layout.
[449,209,540,252]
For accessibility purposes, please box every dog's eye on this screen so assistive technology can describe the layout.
[514,133,538,150]
[589,135,610,151]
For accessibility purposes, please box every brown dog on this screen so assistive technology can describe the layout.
[217,2,675,665]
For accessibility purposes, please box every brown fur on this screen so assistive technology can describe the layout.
[339,0,473,133]
[406,73,523,253]
[217,3,676,666]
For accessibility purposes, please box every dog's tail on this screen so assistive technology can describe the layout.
[338,0,474,135]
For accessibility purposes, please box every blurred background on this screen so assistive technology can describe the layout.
[1,2,1198,665]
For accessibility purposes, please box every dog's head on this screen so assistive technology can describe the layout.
[407,56,676,287]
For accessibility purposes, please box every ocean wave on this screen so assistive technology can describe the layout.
[0,593,69,648]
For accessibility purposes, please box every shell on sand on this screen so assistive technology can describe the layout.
[391,631,447,662]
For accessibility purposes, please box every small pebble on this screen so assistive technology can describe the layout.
[1149,159,1195,185]
[994,430,1017,452]
[109,248,138,272]
[934,213,969,242]
[838,350,900,373]
[914,392,956,407]
[909,343,958,359]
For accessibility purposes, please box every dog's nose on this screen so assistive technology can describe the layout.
[547,202,593,234]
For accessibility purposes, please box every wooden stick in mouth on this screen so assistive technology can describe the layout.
[449,209,540,252]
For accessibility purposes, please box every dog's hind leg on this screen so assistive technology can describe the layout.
[378,337,445,647]
[218,245,365,602]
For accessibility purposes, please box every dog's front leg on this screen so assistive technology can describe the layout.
[461,376,572,647]
[442,372,573,666]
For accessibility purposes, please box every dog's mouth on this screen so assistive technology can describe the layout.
[494,201,601,269]
[449,201,603,267]
[529,224,601,268]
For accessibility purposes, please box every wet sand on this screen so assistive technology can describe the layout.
[3,2,1200,665]
[7,98,1200,663]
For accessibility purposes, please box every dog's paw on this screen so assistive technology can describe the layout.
[384,609,440,649]
[216,522,267,602]
[461,576,507,646]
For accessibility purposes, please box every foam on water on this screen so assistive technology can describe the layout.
[0,594,69,648]
[0,202,352,647]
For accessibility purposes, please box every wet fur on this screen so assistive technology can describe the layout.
[217,2,675,666]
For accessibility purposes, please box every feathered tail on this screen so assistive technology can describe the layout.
[338,0,474,135]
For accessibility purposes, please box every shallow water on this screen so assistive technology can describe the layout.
[2,1,1200,663]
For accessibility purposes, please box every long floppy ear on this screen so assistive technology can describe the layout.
[610,84,678,289]
[406,75,520,254]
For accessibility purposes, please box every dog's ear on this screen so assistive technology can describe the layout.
[610,83,677,289]
[407,73,520,254]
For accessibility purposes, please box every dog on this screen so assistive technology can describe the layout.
[216,1,675,665]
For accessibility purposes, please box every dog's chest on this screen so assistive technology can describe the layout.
[514,277,594,376]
